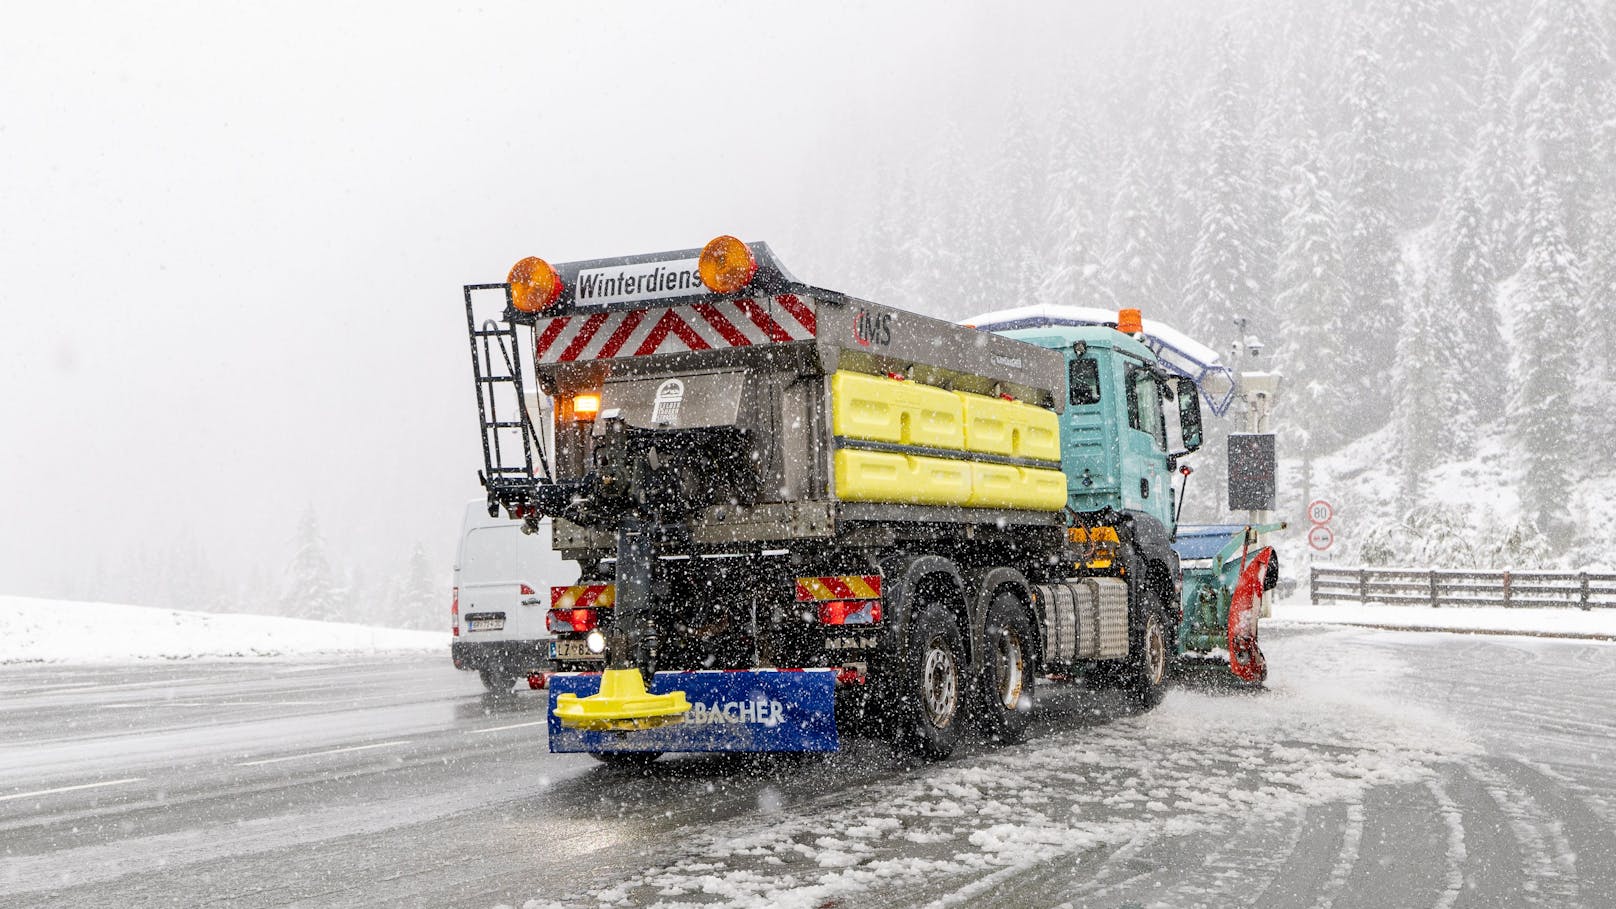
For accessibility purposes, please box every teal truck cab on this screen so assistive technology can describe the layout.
[973,305,1282,682]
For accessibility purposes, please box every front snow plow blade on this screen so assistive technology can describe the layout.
[552,667,692,732]
[1227,548,1274,684]
[548,669,839,753]
[1174,522,1283,682]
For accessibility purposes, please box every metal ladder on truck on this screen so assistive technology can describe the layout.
[463,283,549,518]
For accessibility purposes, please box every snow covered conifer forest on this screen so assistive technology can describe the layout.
[798,0,1616,572]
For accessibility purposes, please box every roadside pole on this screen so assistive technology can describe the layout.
[1224,319,1283,617]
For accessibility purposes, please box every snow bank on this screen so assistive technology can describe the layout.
[0,596,446,664]
[1271,600,1616,641]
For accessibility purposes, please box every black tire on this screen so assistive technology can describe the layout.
[1125,599,1171,710]
[976,592,1036,744]
[479,670,515,694]
[589,751,663,768]
[893,603,966,759]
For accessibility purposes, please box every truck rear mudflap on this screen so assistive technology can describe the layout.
[546,669,839,754]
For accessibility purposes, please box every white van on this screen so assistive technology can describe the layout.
[450,501,578,692]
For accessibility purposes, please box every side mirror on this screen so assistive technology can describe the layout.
[1176,377,1202,451]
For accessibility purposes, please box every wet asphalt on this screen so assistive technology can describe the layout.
[1,625,1613,908]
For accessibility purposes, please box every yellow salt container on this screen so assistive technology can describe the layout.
[834,450,973,505]
[831,371,964,449]
[967,463,1069,510]
[957,391,1061,461]
[830,371,1067,512]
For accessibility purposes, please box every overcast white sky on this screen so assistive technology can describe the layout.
[0,1,1183,601]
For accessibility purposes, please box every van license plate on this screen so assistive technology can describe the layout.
[467,617,504,632]
[550,639,602,661]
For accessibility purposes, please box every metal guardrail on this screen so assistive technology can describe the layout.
[1310,566,1616,611]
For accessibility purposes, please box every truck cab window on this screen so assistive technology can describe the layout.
[1126,367,1166,449]
[1069,358,1101,405]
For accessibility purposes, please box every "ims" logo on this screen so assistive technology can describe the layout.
[853,310,893,347]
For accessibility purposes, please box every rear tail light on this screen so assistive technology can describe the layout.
[818,599,882,625]
[835,666,869,685]
[451,588,459,637]
[547,607,600,633]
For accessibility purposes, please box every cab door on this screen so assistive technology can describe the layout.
[1119,363,1173,527]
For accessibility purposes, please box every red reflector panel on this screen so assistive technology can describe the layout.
[818,599,882,625]
[520,583,535,596]
[547,607,599,633]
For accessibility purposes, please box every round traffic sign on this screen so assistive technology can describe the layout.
[1307,524,1334,551]
[1308,499,1333,525]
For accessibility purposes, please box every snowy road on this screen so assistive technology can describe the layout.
[3,626,1614,908]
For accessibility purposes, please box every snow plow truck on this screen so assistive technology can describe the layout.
[461,236,1279,763]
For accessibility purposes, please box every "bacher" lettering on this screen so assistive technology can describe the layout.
[686,698,786,727]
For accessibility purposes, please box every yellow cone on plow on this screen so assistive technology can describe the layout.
[553,667,692,731]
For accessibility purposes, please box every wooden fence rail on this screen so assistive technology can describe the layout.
[1310,566,1616,610]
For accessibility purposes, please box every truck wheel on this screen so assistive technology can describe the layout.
[479,670,515,694]
[976,592,1035,744]
[897,604,966,759]
[1126,605,1170,710]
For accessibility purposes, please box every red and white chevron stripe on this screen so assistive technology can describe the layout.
[533,294,817,364]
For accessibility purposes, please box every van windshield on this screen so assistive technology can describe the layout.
[461,526,522,581]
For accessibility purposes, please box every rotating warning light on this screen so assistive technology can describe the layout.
[1116,308,1143,335]
[699,235,758,294]
[509,256,563,313]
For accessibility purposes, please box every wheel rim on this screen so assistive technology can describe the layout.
[1144,618,1167,686]
[921,635,959,728]
[994,629,1025,709]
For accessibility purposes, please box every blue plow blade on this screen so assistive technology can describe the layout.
[546,669,840,754]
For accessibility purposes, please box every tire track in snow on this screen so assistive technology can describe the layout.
[1246,804,1352,909]
[1152,809,1313,909]
[1023,837,1167,909]
[1484,758,1616,909]
[1438,765,1531,909]
[1311,801,1363,909]
[1470,762,1580,907]
[1426,778,1467,909]
[909,838,1141,909]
